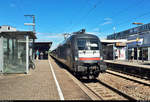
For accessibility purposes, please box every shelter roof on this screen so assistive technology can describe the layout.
[0,31,37,39]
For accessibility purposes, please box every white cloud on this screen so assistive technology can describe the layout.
[99,36,107,40]
[46,35,63,38]
[36,33,64,39]
[92,28,99,32]
[50,39,64,50]
[101,21,112,26]
[100,17,112,26]
[104,17,112,21]
[17,28,28,31]
[36,32,61,35]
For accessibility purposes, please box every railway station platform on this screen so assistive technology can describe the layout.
[104,60,150,79]
[104,60,150,69]
[0,56,91,100]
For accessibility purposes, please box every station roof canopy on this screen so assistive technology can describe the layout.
[0,31,37,39]
[34,42,52,44]
[34,42,52,48]
[34,42,53,51]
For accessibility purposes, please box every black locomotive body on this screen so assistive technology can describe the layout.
[51,33,106,79]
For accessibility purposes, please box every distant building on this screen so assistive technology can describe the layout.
[107,23,150,40]
[107,23,150,61]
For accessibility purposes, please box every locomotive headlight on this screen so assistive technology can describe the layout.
[75,56,78,61]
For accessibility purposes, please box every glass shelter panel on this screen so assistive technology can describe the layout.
[3,38,26,73]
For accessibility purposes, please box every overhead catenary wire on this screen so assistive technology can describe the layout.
[69,0,103,32]
[78,0,103,26]
[103,10,150,34]
[90,0,146,30]
[90,0,148,38]
[63,0,90,33]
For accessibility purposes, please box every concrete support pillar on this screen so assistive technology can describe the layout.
[113,44,115,60]
[126,46,128,61]
[0,36,3,73]
[26,35,29,74]
[148,47,150,61]
[32,39,35,61]
[137,48,140,61]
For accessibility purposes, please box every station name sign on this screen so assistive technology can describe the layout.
[127,38,143,46]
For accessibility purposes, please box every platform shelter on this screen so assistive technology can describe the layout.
[0,31,36,74]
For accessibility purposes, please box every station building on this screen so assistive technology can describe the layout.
[0,25,36,74]
[107,23,150,61]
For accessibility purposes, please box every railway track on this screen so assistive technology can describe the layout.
[82,79,133,100]
[98,70,150,100]
[78,69,150,100]
[106,70,150,86]
[64,64,134,100]
[106,62,150,80]
[109,68,150,80]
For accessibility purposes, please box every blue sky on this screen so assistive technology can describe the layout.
[0,0,150,50]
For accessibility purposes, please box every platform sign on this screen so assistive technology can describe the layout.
[137,38,143,45]
[136,38,139,42]
[128,38,143,46]
[115,42,126,47]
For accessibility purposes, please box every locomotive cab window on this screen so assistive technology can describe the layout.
[77,39,86,50]
[77,38,100,50]
[90,39,99,50]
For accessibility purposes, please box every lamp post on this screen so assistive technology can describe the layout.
[132,22,144,62]
[24,15,36,63]
[24,15,36,33]
[113,27,116,39]
[113,27,116,60]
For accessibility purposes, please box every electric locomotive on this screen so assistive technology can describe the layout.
[51,29,106,79]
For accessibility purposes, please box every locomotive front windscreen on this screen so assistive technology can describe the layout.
[77,38,100,50]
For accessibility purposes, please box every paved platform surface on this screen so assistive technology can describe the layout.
[0,57,90,100]
[104,60,150,69]
[49,57,91,100]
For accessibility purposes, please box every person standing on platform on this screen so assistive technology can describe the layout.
[114,49,118,61]
[131,50,134,62]
[36,50,40,60]
[40,52,44,60]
